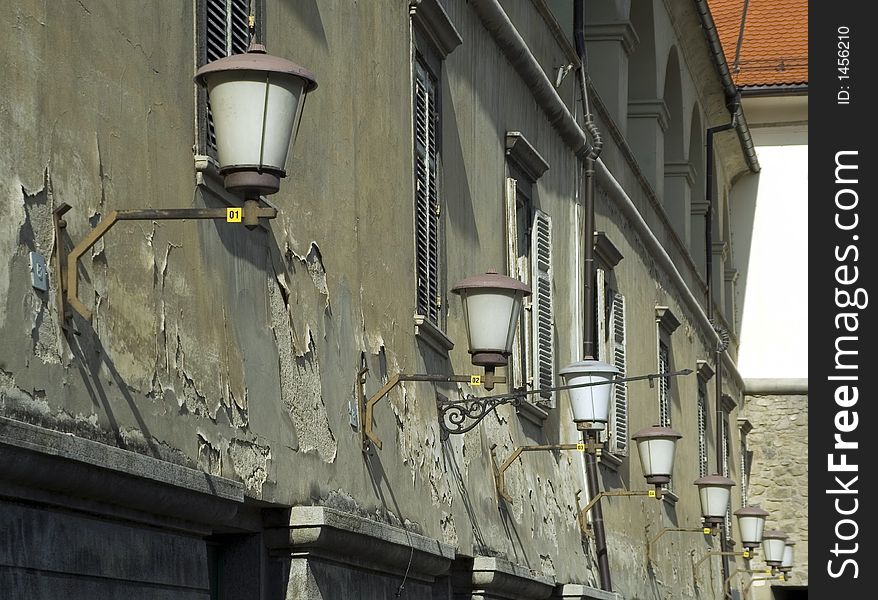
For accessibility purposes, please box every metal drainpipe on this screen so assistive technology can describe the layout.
[705,94,739,597]
[575,0,611,591]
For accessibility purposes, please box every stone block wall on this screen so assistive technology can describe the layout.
[741,383,808,598]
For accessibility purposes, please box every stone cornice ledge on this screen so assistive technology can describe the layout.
[265,506,455,582]
[554,583,623,600]
[0,416,244,525]
[411,0,463,59]
[506,131,550,181]
[457,556,555,599]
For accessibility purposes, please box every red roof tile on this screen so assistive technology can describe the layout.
[709,0,807,88]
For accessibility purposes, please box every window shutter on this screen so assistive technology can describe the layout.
[414,60,440,325]
[740,442,749,506]
[609,290,628,455]
[504,178,526,389]
[658,343,671,427]
[697,386,708,477]
[531,210,554,405]
[595,269,607,361]
[722,416,732,534]
[205,0,252,152]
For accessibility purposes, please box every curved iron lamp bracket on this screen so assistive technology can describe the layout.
[357,368,506,453]
[53,201,277,326]
[491,442,587,503]
[646,526,714,564]
[693,550,752,586]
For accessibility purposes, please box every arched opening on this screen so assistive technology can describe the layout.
[626,0,665,191]
[688,108,706,269]
[662,47,686,220]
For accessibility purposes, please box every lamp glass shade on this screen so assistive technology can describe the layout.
[631,426,682,482]
[762,531,789,565]
[451,272,531,366]
[460,288,522,354]
[694,475,735,518]
[781,542,795,568]
[559,360,619,423]
[205,71,306,174]
[735,506,769,547]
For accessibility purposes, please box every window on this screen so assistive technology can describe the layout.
[720,394,737,538]
[739,419,753,507]
[594,234,626,456]
[197,0,259,158]
[658,342,671,427]
[721,411,732,536]
[414,55,441,326]
[695,359,714,478]
[697,381,709,477]
[504,134,552,412]
[410,0,461,338]
[655,306,680,491]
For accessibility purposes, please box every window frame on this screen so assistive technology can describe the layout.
[654,306,680,492]
[594,233,626,458]
[412,49,444,331]
[504,133,552,420]
[195,0,264,164]
[409,0,461,350]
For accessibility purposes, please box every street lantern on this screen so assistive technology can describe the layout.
[195,42,317,197]
[631,425,682,487]
[735,505,769,550]
[694,474,735,527]
[559,360,619,429]
[762,530,789,566]
[781,540,795,570]
[451,271,532,377]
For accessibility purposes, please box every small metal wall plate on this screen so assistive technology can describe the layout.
[29,251,48,291]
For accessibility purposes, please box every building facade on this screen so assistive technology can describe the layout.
[1,1,771,599]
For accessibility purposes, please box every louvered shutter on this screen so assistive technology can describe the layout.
[697,385,708,477]
[414,59,440,325]
[505,178,526,390]
[205,0,252,152]
[531,210,553,405]
[740,442,749,506]
[609,291,627,455]
[722,416,733,535]
[658,343,671,427]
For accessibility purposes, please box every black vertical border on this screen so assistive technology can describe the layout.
[810,2,876,596]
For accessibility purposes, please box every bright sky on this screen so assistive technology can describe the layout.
[737,144,808,379]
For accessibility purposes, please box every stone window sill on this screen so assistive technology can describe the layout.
[414,314,454,354]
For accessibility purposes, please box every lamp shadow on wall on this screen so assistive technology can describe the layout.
[66,320,161,460]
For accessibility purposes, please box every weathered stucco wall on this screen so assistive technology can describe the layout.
[1,1,756,598]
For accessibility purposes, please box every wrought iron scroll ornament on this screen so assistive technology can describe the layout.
[438,394,523,437]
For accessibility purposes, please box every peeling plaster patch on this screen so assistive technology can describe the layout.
[539,554,555,578]
[197,434,222,476]
[228,439,271,493]
[18,168,61,364]
[28,292,60,364]
[284,241,330,310]
[268,278,337,462]
[0,178,31,328]
[440,512,458,547]
[20,170,53,253]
